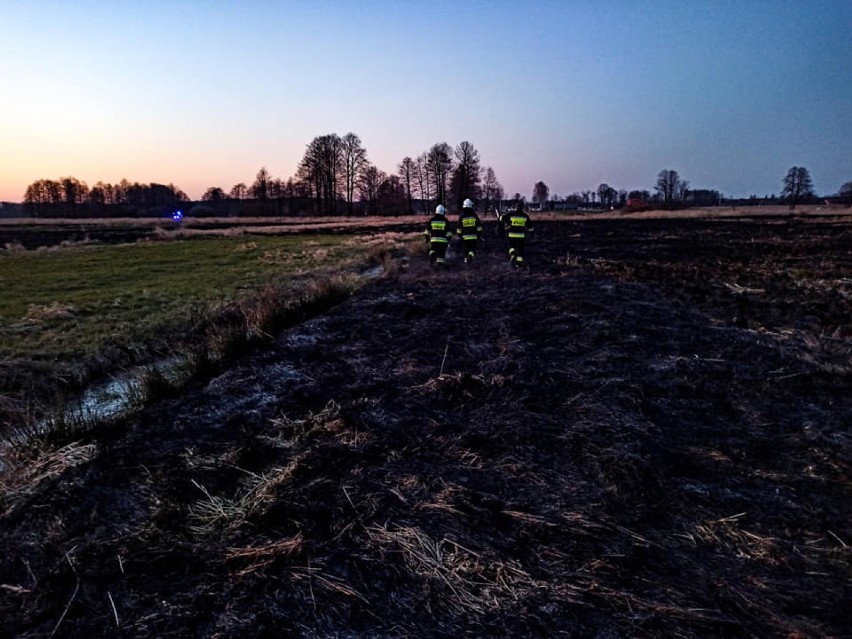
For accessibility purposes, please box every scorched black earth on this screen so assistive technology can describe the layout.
[1,213,850,638]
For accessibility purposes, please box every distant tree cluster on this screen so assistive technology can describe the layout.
[524,165,838,213]
[781,166,814,209]
[655,169,689,209]
[18,132,507,218]
[24,178,187,217]
[523,171,688,212]
[209,136,505,217]
[532,181,550,208]
[20,139,844,218]
[290,135,505,216]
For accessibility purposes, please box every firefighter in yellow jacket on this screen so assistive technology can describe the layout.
[424,204,453,266]
[500,202,534,268]
[456,198,483,263]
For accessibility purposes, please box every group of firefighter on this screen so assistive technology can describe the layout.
[424,198,534,268]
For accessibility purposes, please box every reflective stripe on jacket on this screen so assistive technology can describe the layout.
[507,213,533,238]
[457,212,482,240]
[424,215,453,242]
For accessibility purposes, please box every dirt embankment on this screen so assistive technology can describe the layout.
[1,217,850,638]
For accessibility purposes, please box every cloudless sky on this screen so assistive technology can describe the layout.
[1,0,850,202]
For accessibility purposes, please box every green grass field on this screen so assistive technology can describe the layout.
[0,231,416,419]
[2,235,349,357]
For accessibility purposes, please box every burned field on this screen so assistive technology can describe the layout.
[1,213,850,637]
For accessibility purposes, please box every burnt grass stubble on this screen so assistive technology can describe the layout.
[1,215,850,638]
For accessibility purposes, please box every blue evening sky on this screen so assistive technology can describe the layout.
[1,0,850,202]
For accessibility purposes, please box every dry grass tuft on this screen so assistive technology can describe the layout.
[413,372,506,403]
[366,524,537,614]
[268,400,343,443]
[188,461,300,534]
[0,441,96,514]
[259,248,296,265]
[689,513,782,564]
[150,226,186,241]
[1,241,26,253]
[23,302,76,322]
[225,533,305,576]
[199,273,360,364]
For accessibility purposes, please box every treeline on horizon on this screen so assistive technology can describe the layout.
[7,133,852,218]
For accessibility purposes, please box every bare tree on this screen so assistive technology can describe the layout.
[325,134,343,214]
[29,180,55,204]
[297,134,343,215]
[450,140,482,211]
[125,182,144,207]
[398,156,416,216]
[341,132,367,215]
[358,163,386,216]
[532,181,549,210]
[425,142,453,207]
[169,183,189,203]
[116,179,131,205]
[482,166,503,213]
[295,141,320,207]
[203,187,226,201]
[60,177,88,215]
[23,179,58,216]
[94,182,112,206]
[269,179,284,198]
[61,177,88,205]
[292,175,314,200]
[782,166,814,209]
[377,174,406,216]
[250,167,272,200]
[414,152,432,212]
[597,183,618,209]
[24,177,189,216]
[88,183,106,209]
[90,181,123,207]
[655,169,687,209]
[229,183,248,200]
[106,182,120,205]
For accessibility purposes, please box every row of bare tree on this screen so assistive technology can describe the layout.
[19,143,841,218]
[651,166,817,209]
[529,166,825,211]
[19,133,508,217]
[198,135,506,217]
[23,178,188,217]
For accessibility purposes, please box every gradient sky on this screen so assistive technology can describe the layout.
[2,0,850,203]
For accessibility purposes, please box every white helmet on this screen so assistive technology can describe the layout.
[435,204,446,215]
[463,198,474,209]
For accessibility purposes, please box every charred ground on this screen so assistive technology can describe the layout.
[1,213,850,638]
